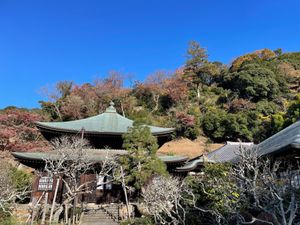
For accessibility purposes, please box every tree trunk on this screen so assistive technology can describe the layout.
[41,192,49,225]
[49,177,60,224]
[65,203,69,224]
[53,205,64,223]
[196,84,201,100]
[152,94,160,112]
[72,197,77,225]
[30,192,45,225]
[54,103,62,120]
[120,166,131,220]
[120,102,125,117]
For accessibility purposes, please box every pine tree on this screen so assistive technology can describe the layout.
[120,123,167,194]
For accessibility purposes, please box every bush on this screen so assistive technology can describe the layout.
[0,214,17,225]
[120,216,155,225]
[10,167,32,192]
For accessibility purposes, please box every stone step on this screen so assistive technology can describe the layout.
[81,221,118,225]
[82,216,111,220]
[80,208,119,225]
[81,219,118,225]
[84,213,108,216]
[82,218,114,222]
[84,213,109,215]
[82,216,112,219]
[83,214,110,218]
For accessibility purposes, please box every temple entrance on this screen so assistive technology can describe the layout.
[78,174,124,205]
[31,174,124,205]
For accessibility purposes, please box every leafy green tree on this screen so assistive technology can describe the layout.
[202,109,254,142]
[224,63,281,102]
[274,48,283,56]
[284,94,300,126]
[10,168,33,193]
[201,109,227,141]
[120,123,168,195]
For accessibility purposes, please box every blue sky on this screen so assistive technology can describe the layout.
[0,0,299,109]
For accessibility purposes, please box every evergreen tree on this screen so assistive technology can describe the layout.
[120,123,167,195]
[184,41,219,100]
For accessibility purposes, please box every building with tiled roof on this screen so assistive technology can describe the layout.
[35,101,174,149]
[257,120,300,158]
[11,102,184,204]
[176,120,300,173]
[175,142,254,172]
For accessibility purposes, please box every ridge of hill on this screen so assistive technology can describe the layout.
[1,44,300,153]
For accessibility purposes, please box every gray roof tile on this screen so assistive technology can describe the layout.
[257,120,300,156]
[207,141,254,163]
[175,142,254,172]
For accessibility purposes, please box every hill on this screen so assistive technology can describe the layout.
[1,43,300,153]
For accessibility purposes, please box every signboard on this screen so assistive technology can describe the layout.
[38,177,53,191]
[97,175,104,190]
[96,175,113,190]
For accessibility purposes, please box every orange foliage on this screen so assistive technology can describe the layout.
[231,49,276,72]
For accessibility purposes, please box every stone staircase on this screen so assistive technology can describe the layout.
[102,204,119,221]
[80,206,119,225]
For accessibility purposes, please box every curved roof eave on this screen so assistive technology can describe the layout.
[158,155,189,163]
[35,122,175,136]
[12,151,188,165]
[175,157,216,172]
[35,121,175,136]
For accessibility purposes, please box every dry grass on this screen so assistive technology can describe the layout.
[157,136,223,159]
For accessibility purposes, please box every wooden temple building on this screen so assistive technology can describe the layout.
[12,101,300,203]
[12,102,188,204]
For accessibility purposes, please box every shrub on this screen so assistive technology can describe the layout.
[120,216,155,225]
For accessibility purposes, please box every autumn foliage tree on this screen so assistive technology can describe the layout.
[229,48,276,72]
[133,70,188,113]
[0,109,50,152]
[39,81,74,121]
[40,71,135,121]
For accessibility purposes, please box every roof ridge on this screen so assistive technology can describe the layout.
[226,141,254,145]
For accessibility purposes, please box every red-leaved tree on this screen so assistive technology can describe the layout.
[0,109,50,152]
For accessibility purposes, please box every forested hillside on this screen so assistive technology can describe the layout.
[1,41,300,152]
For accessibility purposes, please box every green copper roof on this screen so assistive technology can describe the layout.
[12,151,187,164]
[12,150,127,162]
[36,102,174,135]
